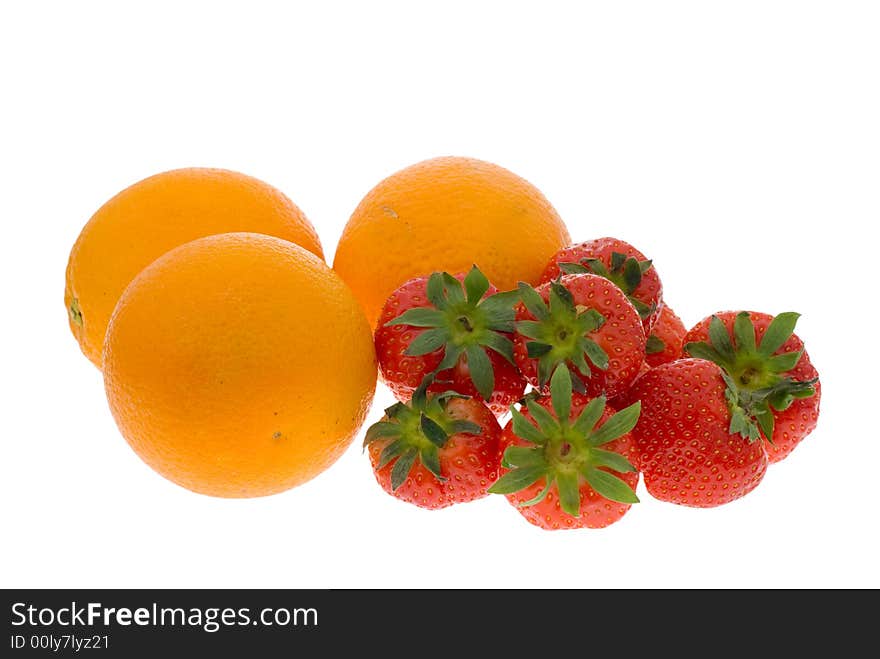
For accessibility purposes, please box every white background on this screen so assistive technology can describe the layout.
[2,1,878,589]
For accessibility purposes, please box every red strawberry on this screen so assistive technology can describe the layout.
[365,384,502,510]
[489,366,641,530]
[540,237,663,332]
[374,266,526,416]
[683,311,820,463]
[513,273,646,398]
[630,358,769,507]
[645,305,687,368]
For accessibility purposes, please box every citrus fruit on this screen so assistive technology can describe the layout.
[65,167,323,368]
[103,232,376,498]
[333,156,570,326]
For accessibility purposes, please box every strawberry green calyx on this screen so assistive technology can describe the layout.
[559,252,655,319]
[385,266,518,400]
[363,380,482,490]
[516,280,609,391]
[684,312,818,443]
[488,366,640,517]
[645,334,665,354]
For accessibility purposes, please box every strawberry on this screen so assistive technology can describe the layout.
[630,358,769,507]
[364,382,502,510]
[683,311,820,463]
[513,273,646,398]
[489,366,641,530]
[540,237,663,332]
[645,304,687,368]
[374,266,526,416]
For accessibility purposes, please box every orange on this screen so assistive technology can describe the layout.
[65,167,324,368]
[333,156,570,326]
[103,232,376,498]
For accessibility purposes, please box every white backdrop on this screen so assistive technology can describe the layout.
[2,1,878,588]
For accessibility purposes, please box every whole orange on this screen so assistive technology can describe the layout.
[103,233,376,498]
[65,168,324,368]
[333,156,570,326]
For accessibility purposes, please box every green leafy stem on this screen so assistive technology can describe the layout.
[488,366,640,518]
[685,312,817,442]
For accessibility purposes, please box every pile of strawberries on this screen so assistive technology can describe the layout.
[364,238,821,530]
